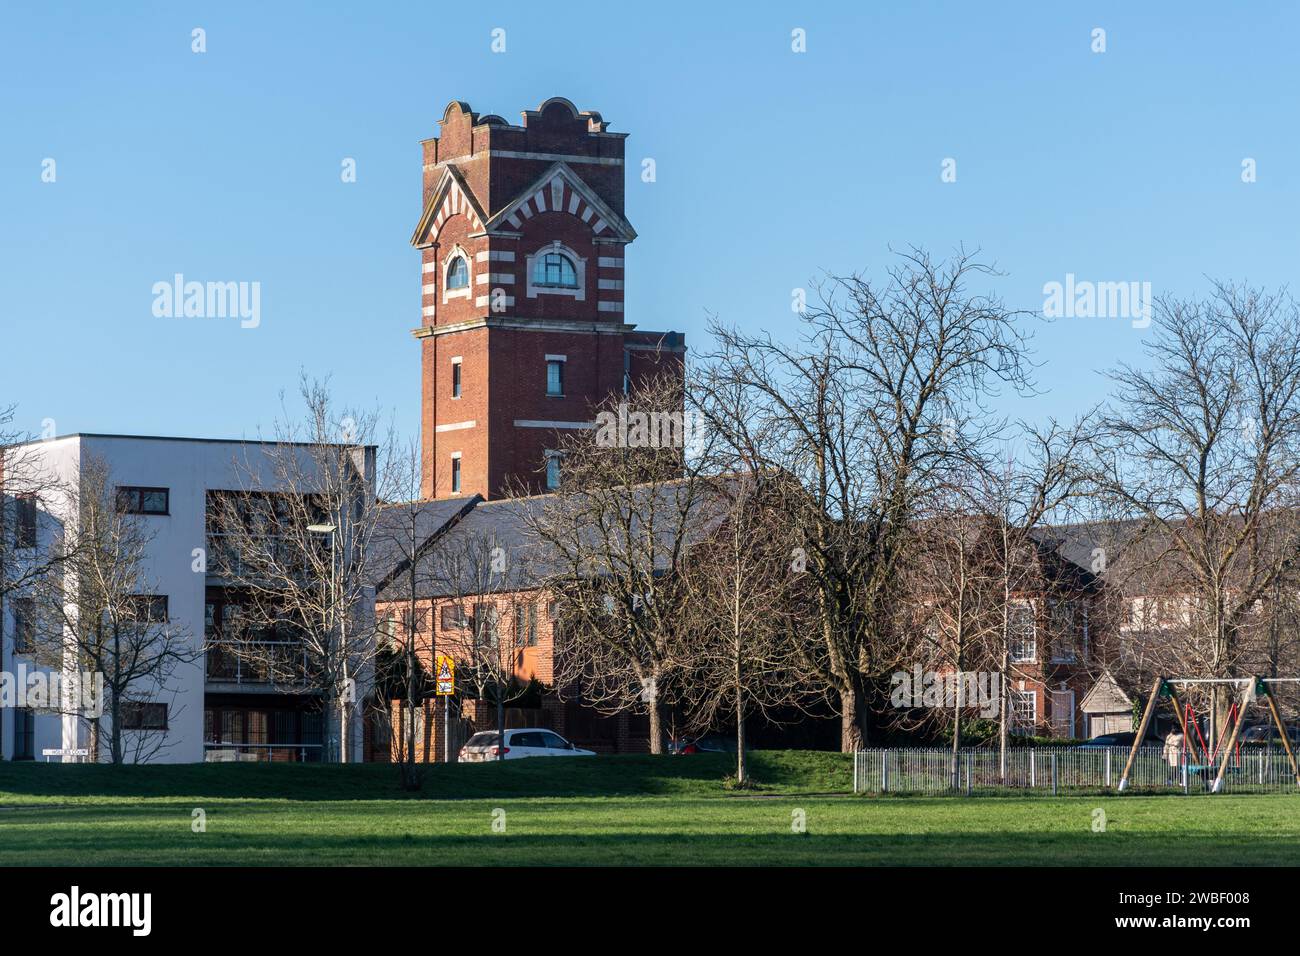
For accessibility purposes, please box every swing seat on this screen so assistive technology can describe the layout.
[1186,763,1240,776]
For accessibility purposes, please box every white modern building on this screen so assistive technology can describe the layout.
[0,434,376,764]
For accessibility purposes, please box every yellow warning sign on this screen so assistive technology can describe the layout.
[435,654,455,696]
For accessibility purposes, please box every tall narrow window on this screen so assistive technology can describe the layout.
[1048,599,1077,663]
[13,708,34,760]
[451,359,462,398]
[446,256,469,290]
[473,603,499,648]
[546,360,564,397]
[1010,690,1037,735]
[1009,601,1036,663]
[545,452,561,490]
[451,455,462,493]
[15,495,36,549]
[12,597,34,654]
[513,601,539,648]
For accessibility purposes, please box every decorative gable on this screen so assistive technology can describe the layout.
[410,165,488,247]
[485,161,636,242]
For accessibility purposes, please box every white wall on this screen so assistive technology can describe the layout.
[2,435,375,764]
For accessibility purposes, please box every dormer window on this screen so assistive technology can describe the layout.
[534,252,578,289]
[446,256,470,290]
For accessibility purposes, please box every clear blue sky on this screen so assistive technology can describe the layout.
[3,1,1298,444]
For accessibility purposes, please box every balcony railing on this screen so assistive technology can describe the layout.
[206,533,323,582]
[203,744,322,763]
[205,641,312,685]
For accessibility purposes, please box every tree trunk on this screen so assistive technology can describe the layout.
[495,684,505,761]
[998,553,1011,783]
[647,691,663,755]
[734,637,746,784]
[840,683,865,753]
[997,653,1009,783]
[110,698,122,764]
[401,644,419,790]
[735,698,747,784]
[111,628,123,764]
[339,693,351,764]
[950,671,962,790]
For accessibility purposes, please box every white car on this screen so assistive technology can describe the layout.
[458,728,596,762]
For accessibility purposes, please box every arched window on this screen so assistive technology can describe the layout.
[534,252,578,289]
[446,256,469,290]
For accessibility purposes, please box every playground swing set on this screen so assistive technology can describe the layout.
[1117,675,1300,793]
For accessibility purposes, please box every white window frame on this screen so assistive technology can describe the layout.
[450,356,463,399]
[1010,688,1037,735]
[525,242,586,301]
[545,356,566,397]
[1008,600,1037,663]
[442,247,473,303]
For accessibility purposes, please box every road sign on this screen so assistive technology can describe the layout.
[435,654,455,696]
[42,748,89,763]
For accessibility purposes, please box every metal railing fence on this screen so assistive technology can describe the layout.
[852,746,1300,795]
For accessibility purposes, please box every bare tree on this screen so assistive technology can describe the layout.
[208,377,379,762]
[699,248,1034,750]
[369,435,468,787]
[520,373,708,754]
[29,456,197,763]
[676,472,813,784]
[422,516,530,761]
[895,477,1002,785]
[972,419,1097,772]
[1,410,70,654]
[1092,284,1300,746]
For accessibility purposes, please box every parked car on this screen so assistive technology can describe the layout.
[457,728,596,762]
[666,733,738,755]
[1073,732,1161,749]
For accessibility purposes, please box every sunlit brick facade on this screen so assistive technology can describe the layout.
[411,97,685,499]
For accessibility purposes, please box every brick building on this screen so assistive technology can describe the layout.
[411,97,685,500]
[370,492,652,760]
[370,97,1148,761]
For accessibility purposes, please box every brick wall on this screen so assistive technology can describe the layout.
[411,97,683,499]
[374,588,653,757]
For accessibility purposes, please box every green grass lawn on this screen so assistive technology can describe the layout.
[0,752,1296,866]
